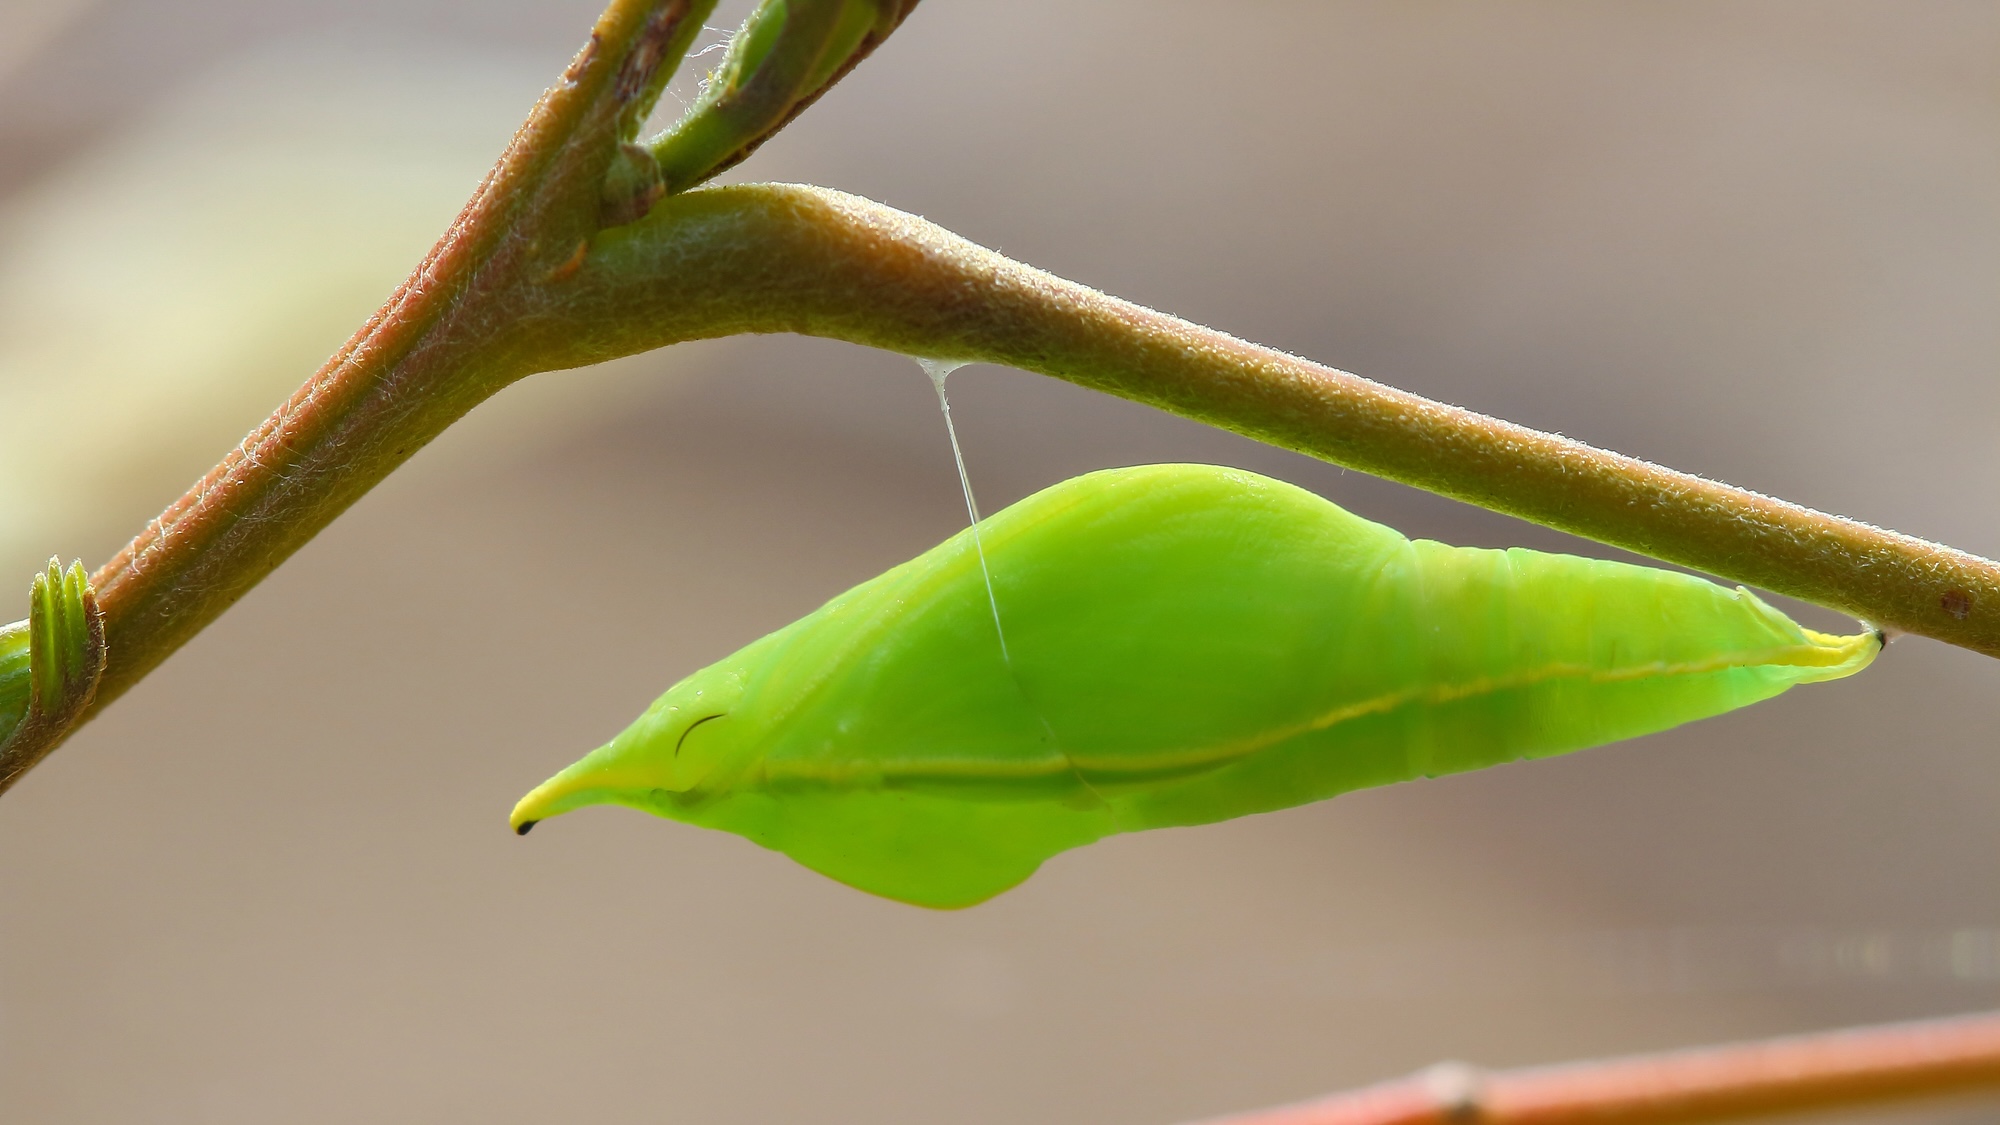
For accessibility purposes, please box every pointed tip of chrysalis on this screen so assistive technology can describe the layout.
[509,732,673,835]
[1792,625,1883,685]
[510,774,570,835]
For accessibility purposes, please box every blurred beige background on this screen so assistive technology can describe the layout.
[2,2,1998,1123]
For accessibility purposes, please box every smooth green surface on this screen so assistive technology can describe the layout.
[514,465,1878,908]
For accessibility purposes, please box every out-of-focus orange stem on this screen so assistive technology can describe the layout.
[1185,1010,2000,1125]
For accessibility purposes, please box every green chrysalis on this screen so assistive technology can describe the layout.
[513,464,1877,909]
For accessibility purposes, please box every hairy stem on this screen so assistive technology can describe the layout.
[1184,1008,2000,1125]
[79,0,714,721]
[528,183,2000,656]
[10,0,944,792]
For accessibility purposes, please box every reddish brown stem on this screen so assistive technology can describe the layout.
[78,0,703,725]
[1186,1010,2000,1125]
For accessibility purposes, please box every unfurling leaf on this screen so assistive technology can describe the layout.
[0,560,107,794]
[651,0,921,192]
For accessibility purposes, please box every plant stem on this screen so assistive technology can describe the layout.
[79,0,713,723]
[10,0,945,791]
[15,5,1994,1120]
[539,183,2000,656]
[1183,1009,2000,1125]
[26,5,1999,794]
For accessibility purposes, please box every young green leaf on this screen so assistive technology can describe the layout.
[650,0,920,191]
[513,464,1878,909]
[0,559,107,793]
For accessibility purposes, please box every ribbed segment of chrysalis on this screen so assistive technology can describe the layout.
[514,465,1877,908]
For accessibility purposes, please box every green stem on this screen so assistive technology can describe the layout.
[540,183,2000,655]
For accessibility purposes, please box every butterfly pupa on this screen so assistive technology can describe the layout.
[512,464,1878,909]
